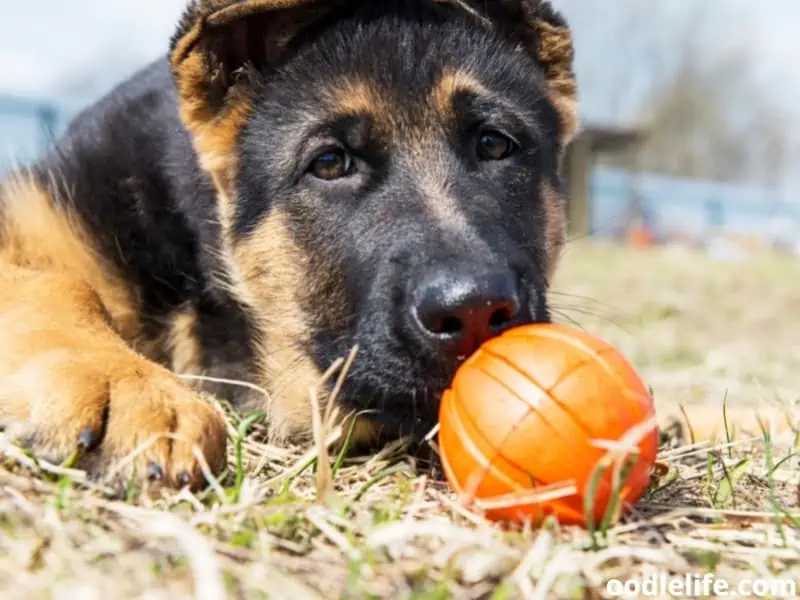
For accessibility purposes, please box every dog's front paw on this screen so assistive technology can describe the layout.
[1,349,228,490]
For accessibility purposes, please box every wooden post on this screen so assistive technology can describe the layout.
[564,135,594,239]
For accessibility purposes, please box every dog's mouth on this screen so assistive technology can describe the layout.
[326,364,448,443]
[313,289,550,443]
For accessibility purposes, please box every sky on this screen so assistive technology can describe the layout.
[0,0,797,110]
[0,0,798,181]
[554,0,800,123]
[0,0,186,104]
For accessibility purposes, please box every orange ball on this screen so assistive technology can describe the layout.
[438,323,658,527]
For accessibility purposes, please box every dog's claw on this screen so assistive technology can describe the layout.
[78,428,101,451]
[147,462,165,482]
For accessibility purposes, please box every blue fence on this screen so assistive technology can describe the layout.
[589,166,800,247]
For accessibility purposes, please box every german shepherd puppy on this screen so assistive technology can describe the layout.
[0,0,577,489]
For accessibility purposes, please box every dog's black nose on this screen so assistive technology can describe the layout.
[410,267,526,359]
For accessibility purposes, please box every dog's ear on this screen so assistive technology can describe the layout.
[455,0,578,145]
[169,0,336,181]
[169,0,578,187]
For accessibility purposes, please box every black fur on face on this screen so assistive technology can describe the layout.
[229,3,569,439]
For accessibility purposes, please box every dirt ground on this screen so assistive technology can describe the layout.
[1,240,799,599]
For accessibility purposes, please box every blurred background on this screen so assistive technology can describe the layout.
[1,0,798,255]
[555,0,800,257]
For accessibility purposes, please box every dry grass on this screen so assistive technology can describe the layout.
[2,240,800,599]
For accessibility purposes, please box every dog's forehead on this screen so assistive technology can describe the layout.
[258,69,497,152]
[319,69,488,118]
[247,4,551,150]
[280,35,528,123]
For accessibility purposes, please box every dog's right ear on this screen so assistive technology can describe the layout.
[169,0,337,184]
[453,0,578,146]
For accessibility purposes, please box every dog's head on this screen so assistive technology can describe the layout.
[169,0,578,440]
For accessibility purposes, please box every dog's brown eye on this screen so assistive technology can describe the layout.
[309,149,352,180]
[477,131,515,161]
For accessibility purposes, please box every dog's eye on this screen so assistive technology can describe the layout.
[477,130,516,161]
[309,149,352,180]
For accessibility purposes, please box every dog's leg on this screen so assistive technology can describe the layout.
[0,264,227,489]
[0,178,227,489]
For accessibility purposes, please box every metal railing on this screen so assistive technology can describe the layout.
[589,166,800,252]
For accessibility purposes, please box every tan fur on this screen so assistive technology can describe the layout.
[232,210,324,440]
[230,208,375,442]
[169,0,338,232]
[0,176,227,488]
[170,51,254,177]
[0,175,141,341]
[431,70,488,117]
[540,182,566,281]
[232,207,378,443]
[208,0,320,23]
[166,305,204,376]
[532,16,579,145]
[169,2,255,231]
[327,79,389,118]
[172,52,254,230]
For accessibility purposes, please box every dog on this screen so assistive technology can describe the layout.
[0,0,578,489]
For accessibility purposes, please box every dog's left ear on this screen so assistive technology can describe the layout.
[169,0,337,185]
[456,0,578,145]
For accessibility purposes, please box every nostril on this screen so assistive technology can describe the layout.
[436,315,463,336]
[417,310,464,336]
[489,305,515,329]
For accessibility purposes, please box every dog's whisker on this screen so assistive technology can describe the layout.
[550,304,633,335]
[549,308,590,330]
[548,290,624,311]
